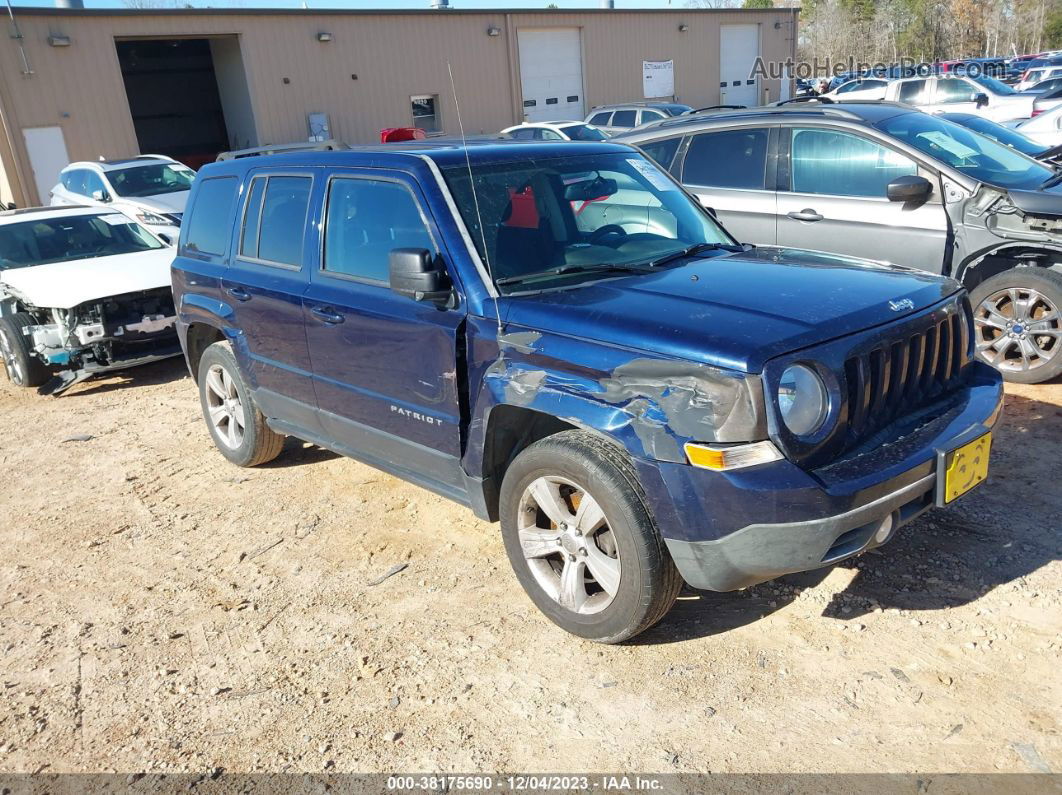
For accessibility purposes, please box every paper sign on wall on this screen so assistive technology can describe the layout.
[643,60,675,98]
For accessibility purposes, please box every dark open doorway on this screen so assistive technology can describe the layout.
[115,38,256,169]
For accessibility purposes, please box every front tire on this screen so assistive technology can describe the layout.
[970,267,1062,384]
[0,313,49,388]
[499,430,682,643]
[197,341,284,467]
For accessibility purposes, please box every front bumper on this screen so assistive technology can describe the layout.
[640,362,1004,591]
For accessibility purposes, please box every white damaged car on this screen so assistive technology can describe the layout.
[0,206,180,395]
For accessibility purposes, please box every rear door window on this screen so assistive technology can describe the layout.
[611,110,637,127]
[322,177,436,283]
[897,79,930,104]
[589,112,612,126]
[683,128,769,189]
[183,176,238,256]
[238,174,312,267]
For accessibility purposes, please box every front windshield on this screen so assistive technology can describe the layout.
[941,115,1045,157]
[108,163,195,198]
[442,152,733,293]
[877,112,1053,189]
[971,75,1017,95]
[0,213,164,270]
[564,124,608,142]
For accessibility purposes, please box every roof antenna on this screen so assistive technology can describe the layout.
[448,61,503,333]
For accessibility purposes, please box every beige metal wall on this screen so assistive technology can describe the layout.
[0,8,797,206]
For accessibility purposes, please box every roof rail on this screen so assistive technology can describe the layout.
[216,139,350,161]
[775,96,835,105]
[686,104,747,114]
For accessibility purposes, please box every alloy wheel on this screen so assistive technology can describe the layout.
[516,475,621,615]
[204,363,246,449]
[974,286,1060,374]
[0,327,24,386]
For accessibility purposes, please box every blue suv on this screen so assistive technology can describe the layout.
[172,140,1003,642]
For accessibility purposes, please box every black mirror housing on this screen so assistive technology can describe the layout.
[389,248,451,303]
[887,175,933,204]
[975,92,989,108]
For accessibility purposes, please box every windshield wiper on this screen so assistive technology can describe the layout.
[1040,169,1062,189]
[495,262,653,287]
[648,242,745,268]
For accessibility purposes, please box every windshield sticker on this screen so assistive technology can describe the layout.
[627,158,676,191]
[918,131,979,160]
[98,213,133,226]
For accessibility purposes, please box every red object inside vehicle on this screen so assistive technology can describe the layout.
[381,127,428,143]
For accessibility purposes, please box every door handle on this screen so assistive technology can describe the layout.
[310,305,344,325]
[787,208,824,222]
[226,286,251,302]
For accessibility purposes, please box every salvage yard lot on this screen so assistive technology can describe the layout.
[0,362,1059,774]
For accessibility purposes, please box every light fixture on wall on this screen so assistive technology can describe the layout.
[48,34,71,47]
[678,24,689,32]
[317,31,333,42]
[486,25,501,37]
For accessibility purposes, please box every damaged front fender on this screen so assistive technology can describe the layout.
[472,321,768,466]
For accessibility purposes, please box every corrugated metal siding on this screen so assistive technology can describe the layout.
[0,9,795,204]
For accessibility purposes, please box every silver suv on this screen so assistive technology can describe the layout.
[585,102,693,136]
[617,101,1062,383]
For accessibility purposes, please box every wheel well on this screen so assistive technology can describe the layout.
[479,405,579,522]
[185,323,225,383]
[960,248,1061,292]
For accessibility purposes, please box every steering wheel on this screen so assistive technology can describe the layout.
[589,225,628,246]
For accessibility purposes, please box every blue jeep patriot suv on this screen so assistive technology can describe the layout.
[172,140,1003,643]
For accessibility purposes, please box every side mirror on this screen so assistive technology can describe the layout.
[91,189,110,202]
[887,175,933,203]
[389,248,451,303]
[156,233,174,246]
[974,92,989,108]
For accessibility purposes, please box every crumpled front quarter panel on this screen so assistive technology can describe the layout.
[462,315,767,472]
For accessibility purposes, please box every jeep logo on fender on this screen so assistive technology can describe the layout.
[391,405,442,426]
[889,298,915,312]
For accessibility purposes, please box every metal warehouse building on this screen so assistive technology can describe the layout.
[0,5,797,206]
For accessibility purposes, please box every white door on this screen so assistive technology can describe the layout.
[720,24,760,107]
[518,29,584,123]
[22,126,70,206]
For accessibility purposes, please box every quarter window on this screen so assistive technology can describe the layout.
[183,176,238,256]
[238,175,311,266]
[639,137,682,172]
[683,128,769,190]
[323,178,436,283]
[790,128,917,198]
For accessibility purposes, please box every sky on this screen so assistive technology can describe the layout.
[10,0,689,9]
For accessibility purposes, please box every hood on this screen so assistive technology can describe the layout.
[0,247,174,309]
[122,192,188,215]
[501,247,960,373]
[1007,185,1062,218]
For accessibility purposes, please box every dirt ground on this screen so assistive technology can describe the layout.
[0,359,1058,776]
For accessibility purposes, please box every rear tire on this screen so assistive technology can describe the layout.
[197,341,284,467]
[0,313,49,388]
[970,267,1062,384]
[499,430,682,643]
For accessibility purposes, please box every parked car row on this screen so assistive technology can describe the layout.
[617,102,1062,383]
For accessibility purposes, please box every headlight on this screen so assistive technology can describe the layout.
[778,364,828,436]
[135,211,171,226]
